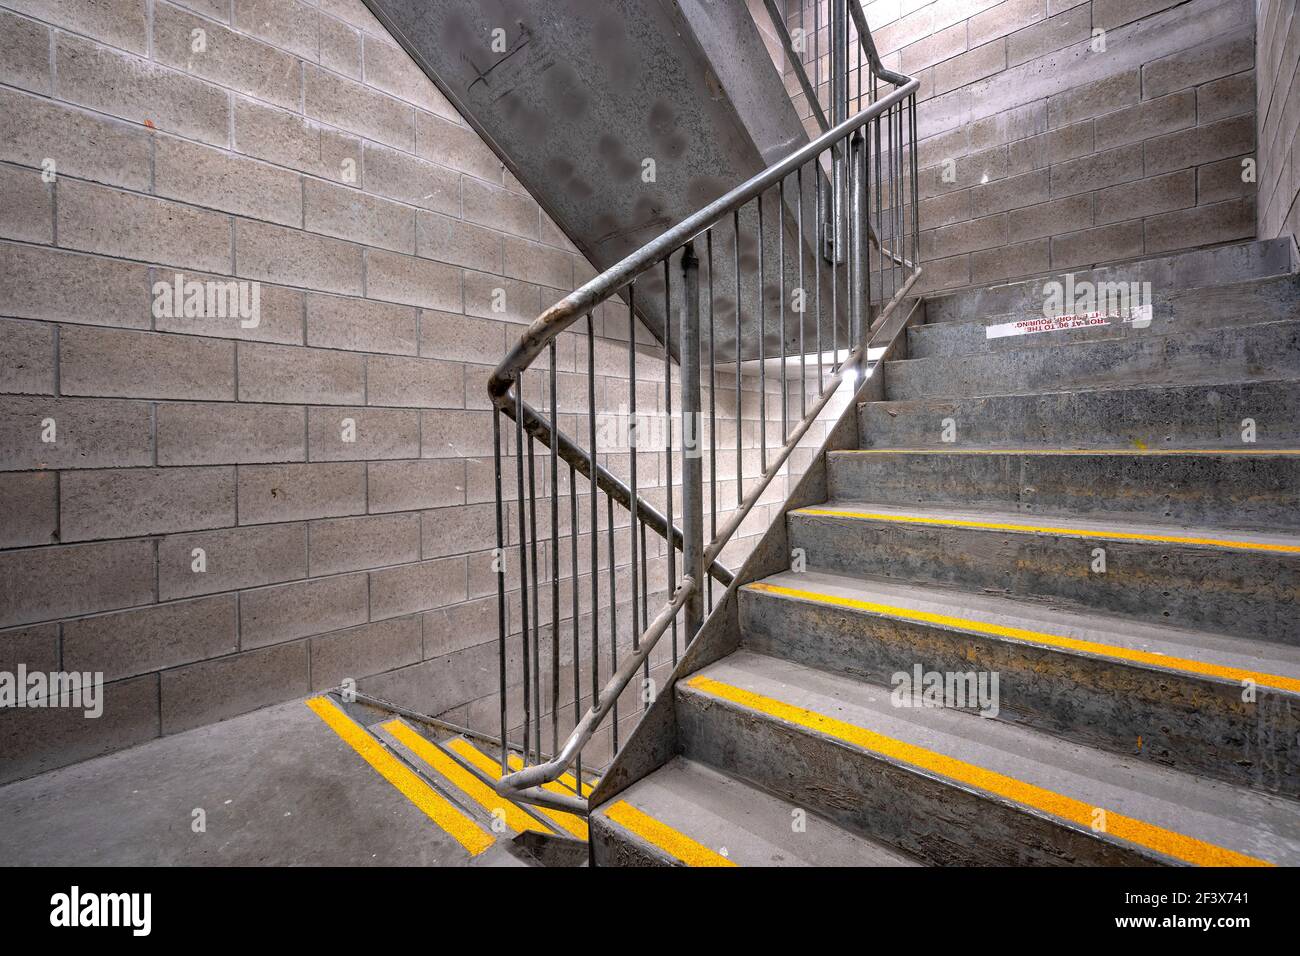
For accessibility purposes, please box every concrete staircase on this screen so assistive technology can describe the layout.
[589,238,1300,866]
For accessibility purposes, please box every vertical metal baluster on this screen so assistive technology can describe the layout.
[893,103,901,302]
[585,314,600,745]
[627,282,643,708]
[846,133,856,353]
[606,495,618,754]
[733,209,742,509]
[875,107,884,322]
[815,152,824,394]
[706,229,717,615]
[569,460,581,790]
[548,340,559,758]
[681,241,704,643]
[525,382,541,764]
[663,257,678,665]
[851,130,865,352]
[778,177,787,447]
[757,193,767,472]
[492,407,508,773]
[831,145,839,372]
[797,165,806,420]
[513,381,530,765]
[911,92,920,269]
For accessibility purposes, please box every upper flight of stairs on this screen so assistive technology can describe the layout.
[589,238,1300,867]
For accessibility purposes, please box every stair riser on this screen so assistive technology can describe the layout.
[908,278,1300,360]
[924,240,1296,325]
[886,321,1300,401]
[675,686,1157,865]
[825,452,1300,530]
[858,380,1300,448]
[590,819,677,866]
[787,514,1300,638]
[738,591,1300,795]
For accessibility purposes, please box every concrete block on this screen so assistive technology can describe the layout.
[968,0,1047,50]
[0,396,152,470]
[366,458,465,514]
[1094,90,1195,151]
[361,34,457,118]
[415,211,503,271]
[922,213,1009,259]
[237,341,365,405]
[57,178,232,274]
[232,95,362,184]
[64,593,237,682]
[157,401,304,466]
[1143,112,1255,176]
[1047,69,1141,129]
[305,64,414,151]
[235,219,363,296]
[1092,0,1183,30]
[0,244,148,329]
[159,522,306,600]
[933,39,1006,96]
[310,614,422,690]
[970,237,1051,285]
[1050,219,1144,267]
[1007,6,1091,66]
[303,178,416,254]
[0,471,57,548]
[231,0,319,59]
[366,355,464,409]
[154,135,302,228]
[365,249,462,311]
[421,409,503,459]
[1007,192,1092,242]
[0,162,56,241]
[0,621,59,673]
[152,2,301,110]
[239,572,369,649]
[463,270,543,325]
[306,405,420,461]
[1095,169,1195,224]
[54,33,229,146]
[415,111,502,183]
[361,141,460,215]
[969,169,1050,218]
[61,466,236,541]
[6,0,148,53]
[899,21,967,73]
[60,326,235,401]
[318,13,361,77]
[1197,155,1255,203]
[307,512,420,575]
[502,236,574,290]
[1197,71,1255,123]
[1144,196,1255,253]
[369,557,467,622]
[152,269,304,345]
[1143,29,1255,100]
[0,539,155,628]
[237,462,366,525]
[0,10,49,97]
[0,317,54,395]
[422,595,497,659]
[160,640,309,734]
[1049,144,1145,197]
[305,293,417,355]
[0,673,158,785]
[420,502,496,560]
[463,176,539,239]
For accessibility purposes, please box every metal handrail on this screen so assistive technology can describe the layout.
[489,2,921,814]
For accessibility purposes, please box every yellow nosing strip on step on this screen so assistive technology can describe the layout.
[746,582,1300,694]
[383,720,550,837]
[444,738,589,841]
[604,801,737,867]
[842,448,1300,456]
[305,698,493,857]
[684,675,1272,868]
[796,507,1300,554]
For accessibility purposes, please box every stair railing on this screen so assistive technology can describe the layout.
[488,4,921,815]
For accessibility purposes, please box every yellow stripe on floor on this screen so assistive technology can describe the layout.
[383,720,551,837]
[685,675,1272,868]
[444,738,590,840]
[840,448,1300,456]
[604,801,737,867]
[746,582,1300,695]
[305,697,493,857]
[796,507,1300,554]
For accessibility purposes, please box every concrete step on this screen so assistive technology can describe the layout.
[884,319,1300,401]
[785,500,1300,638]
[590,755,918,866]
[922,239,1297,326]
[676,650,1300,866]
[908,274,1300,360]
[824,448,1300,531]
[738,570,1300,795]
[858,379,1300,449]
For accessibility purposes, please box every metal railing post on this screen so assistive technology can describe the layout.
[850,130,866,349]
[831,0,848,264]
[680,241,705,642]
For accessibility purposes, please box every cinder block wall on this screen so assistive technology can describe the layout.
[781,0,1259,294]
[1255,0,1300,243]
[0,0,825,782]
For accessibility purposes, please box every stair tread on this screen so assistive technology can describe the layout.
[596,755,918,866]
[748,568,1300,685]
[683,650,1300,865]
[792,499,1300,551]
[859,374,1300,407]
[828,446,1300,456]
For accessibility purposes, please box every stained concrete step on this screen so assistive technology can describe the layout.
[676,650,1300,866]
[590,755,917,867]
[785,501,1300,638]
[824,448,1300,531]
[908,274,1300,360]
[884,319,1300,401]
[739,570,1300,795]
[923,238,1297,326]
[858,379,1300,449]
